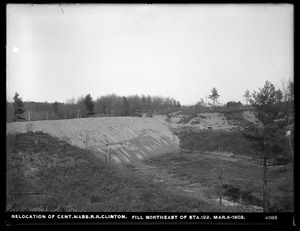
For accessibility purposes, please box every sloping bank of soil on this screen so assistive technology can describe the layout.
[6,132,224,212]
[6,116,179,164]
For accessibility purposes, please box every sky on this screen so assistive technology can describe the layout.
[6,4,293,105]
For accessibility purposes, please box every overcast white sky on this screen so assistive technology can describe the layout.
[7,4,293,105]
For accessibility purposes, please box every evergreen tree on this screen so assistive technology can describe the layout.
[208,87,220,106]
[83,93,95,116]
[249,81,284,212]
[287,80,294,102]
[13,92,25,121]
[52,101,59,117]
[173,100,176,109]
[122,97,130,116]
[250,81,277,122]
[275,89,283,103]
[141,96,146,113]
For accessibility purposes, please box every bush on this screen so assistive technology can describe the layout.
[226,101,243,107]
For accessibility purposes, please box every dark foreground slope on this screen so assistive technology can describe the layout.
[7,131,227,212]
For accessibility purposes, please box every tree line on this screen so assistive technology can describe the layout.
[7,78,293,124]
[194,77,294,108]
[7,93,181,122]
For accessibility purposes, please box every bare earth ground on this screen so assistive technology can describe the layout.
[6,112,294,212]
[7,117,179,164]
[166,110,261,130]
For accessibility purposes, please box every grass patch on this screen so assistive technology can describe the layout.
[144,127,293,212]
[144,151,293,212]
[7,130,292,212]
[178,130,261,158]
[7,132,225,212]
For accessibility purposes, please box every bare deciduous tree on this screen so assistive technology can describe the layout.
[243,89,251,105]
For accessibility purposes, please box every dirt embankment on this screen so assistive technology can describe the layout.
[6,117,179,164]
[166,110,260,130]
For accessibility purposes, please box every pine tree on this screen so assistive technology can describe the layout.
[83,93,95,116]
[275,89,283,103]
[141,96,146,113]
[208,87,220,106]
[173,100,176,109]
[249,81,280,212]
[52,101,59,118]
[287,80,294,102]
[13,92,25,121]
[122,97,130,116]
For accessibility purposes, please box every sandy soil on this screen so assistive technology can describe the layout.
[242,111,263,127]
[7,116,179,164]
[191,112,238,130]
[166,111,261,130]
[166,112,238,130]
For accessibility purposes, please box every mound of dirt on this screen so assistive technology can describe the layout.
[6,116,179,164]
[242,111,262,126]
[166,112,239,130]
[165,111,263,131]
